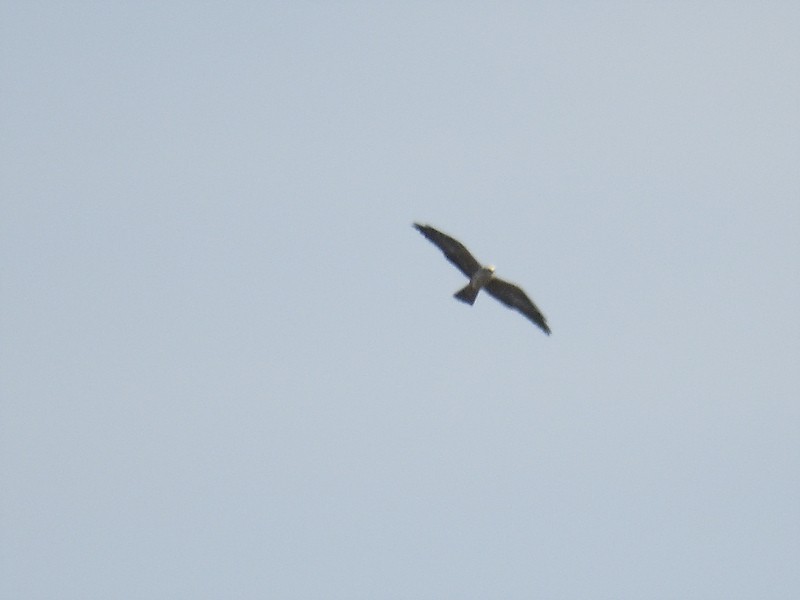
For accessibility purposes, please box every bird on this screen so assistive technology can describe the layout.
[413,223,551,335]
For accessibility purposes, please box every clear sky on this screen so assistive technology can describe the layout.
[3,3,799,598]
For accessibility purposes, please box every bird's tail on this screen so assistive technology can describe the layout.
[454,285,479,305]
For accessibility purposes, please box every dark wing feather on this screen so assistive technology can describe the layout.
[485,278,551,335]
[413,224,482,278]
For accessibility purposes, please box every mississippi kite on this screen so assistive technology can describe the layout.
[413,223,551,335]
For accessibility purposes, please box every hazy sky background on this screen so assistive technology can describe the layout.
[3,3,799,598]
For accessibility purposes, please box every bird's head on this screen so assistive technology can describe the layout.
[487,265,496,273]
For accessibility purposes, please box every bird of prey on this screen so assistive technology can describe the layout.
[413,223,551,335]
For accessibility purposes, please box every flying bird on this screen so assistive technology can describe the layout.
[413,223,551,335]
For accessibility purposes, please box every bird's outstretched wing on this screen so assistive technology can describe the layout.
[485,278,551,335]
[413,223,482,278]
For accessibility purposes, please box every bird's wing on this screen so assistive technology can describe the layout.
[484,278,551,335]
[413,223,482,278]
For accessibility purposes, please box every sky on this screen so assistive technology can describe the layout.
[2,3,799,598]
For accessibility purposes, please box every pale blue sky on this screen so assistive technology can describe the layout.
[2,3,799,598]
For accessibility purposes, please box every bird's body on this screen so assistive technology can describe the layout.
[413,223,551,335]
[454,265,495,305]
